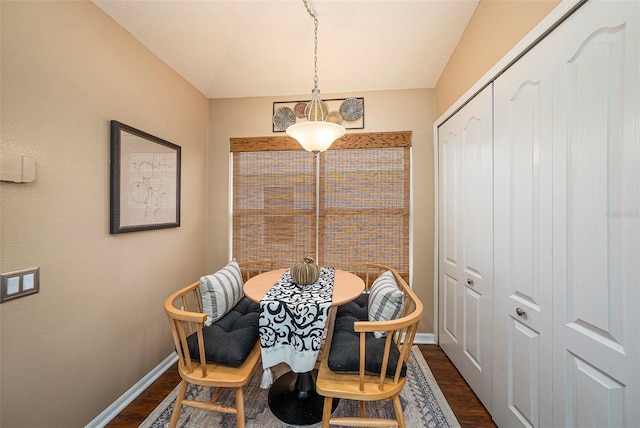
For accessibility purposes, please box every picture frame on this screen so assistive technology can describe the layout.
[110,120,181,234]
[272,97,364,133]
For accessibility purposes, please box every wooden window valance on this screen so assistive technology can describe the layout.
[230,131,412,152]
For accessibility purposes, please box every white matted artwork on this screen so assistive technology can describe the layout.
[110,120,181,234]
[272,97,364,132]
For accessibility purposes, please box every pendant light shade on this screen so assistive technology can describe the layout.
[287,0,345,154]
[286,120,346,153]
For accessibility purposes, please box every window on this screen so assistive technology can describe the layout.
[231,132,411,278]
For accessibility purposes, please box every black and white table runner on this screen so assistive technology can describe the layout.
[259,267,334,378]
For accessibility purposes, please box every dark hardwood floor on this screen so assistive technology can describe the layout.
[106,344,495,427]
[420,345,496,428]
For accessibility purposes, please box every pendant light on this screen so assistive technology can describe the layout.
[286,0,345,155]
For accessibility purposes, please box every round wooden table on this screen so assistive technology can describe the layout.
[244,268,365,305]
[244,268,365,426]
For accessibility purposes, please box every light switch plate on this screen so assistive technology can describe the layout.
[1,267,40,303]
[0,151,36,183]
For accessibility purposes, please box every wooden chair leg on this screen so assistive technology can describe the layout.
[235,386,245,428]
[392,395,405,428]
[322,396,333,428]
[359,400,366,418]
[169,381,188,428]
[210,386,224,403]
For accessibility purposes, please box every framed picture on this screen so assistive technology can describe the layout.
[272,97,364,132]
[110,120,181,234]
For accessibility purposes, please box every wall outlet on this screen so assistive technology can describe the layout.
[1,267,40,303]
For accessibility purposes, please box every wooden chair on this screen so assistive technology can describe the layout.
[316,265,423,428]
[164,273,261,427]
[238,259,276,281]
[349,262,393,291]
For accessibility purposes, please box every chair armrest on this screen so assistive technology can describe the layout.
[352,309,421,333]
[164,281,208,324]
[164,303,208,324]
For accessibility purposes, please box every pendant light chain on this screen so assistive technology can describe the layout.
[303,0,319,92]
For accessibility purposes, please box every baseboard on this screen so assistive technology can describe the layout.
[85,352,179,428]
[414,333,436,344]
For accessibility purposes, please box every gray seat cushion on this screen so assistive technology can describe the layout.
[186,297,260,367]
[328,294,407,377]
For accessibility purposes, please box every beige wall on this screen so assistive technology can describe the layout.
[435,0,560,117]
[0,2,209,426]
[208,89,437,334]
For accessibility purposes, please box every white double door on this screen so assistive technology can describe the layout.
[437,85,494,412]
[492,1,639,427]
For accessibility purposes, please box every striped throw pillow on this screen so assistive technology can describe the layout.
[199,259,244,326]
[368,271,405,338]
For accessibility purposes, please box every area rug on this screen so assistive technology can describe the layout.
[140,346,460,428]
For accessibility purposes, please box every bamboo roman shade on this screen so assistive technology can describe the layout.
[232,150,316,267]
[231,132,411,278]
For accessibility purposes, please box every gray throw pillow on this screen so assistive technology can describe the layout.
[199,259,244,326]
[368,270,405,338]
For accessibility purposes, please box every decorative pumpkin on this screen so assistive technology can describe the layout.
[290,257,320,285]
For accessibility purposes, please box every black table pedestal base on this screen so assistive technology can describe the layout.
[268,369,339,426]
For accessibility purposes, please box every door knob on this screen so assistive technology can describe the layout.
[516,307,526,317]
[466,278,474,286]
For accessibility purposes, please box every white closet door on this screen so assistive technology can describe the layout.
[492,24,555,428]
[551,1,640,427]
[438,85,493,411]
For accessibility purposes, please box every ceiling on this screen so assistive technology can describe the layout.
[93,0,478,99]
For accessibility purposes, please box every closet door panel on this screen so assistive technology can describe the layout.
[462,117,483,278]
[440,130,461,352]
[463,286,481,367]
[552,1,639,426]
[443,273,458,342]
[493,22,554,428]
[565,26,625,346]
[508,82,546,318]
[510,319,540,427]
[461,113,489,372]
[438,85,493,411]
[569,355,625,428]
[443,133,459,272]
